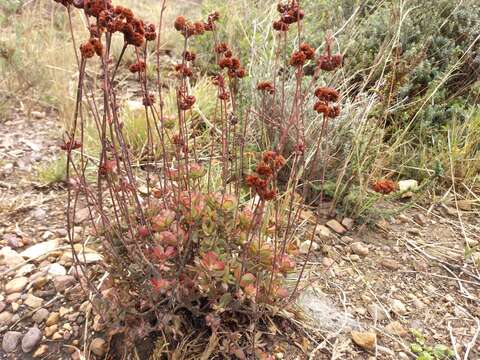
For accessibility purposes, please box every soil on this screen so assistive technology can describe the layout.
[0,110,479,360]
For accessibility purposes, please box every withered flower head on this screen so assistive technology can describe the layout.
[179,95,196,110]
[272,20,289,31]
[257,81,275,94]
[183,51,196,62]
[372,179,396,195]
[129,60,146,73]
[174,16,186,31]
[314,102,340,118]
[300,42,315,60]
[290,50,306,67]
[80,41,95,58]
[314,87,340,102]
[145,23,156,41]
[215,43,229,54]
[317,53,343,71]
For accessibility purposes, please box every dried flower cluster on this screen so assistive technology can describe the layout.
[215,42,247,79]
[273,0,304,32]
[246,151,286,201]
[372,179,396,194]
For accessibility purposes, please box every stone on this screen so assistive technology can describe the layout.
[0,311,14,326]
[25,294,44,309]
[46,312,60,326]
[315,225,332,239]
[349,254,360,261]
[2,331,23,352]
[74,207,90,224]
[17,264,36,276]
[90,337,107,357]
[48,263,67,276]
[456,200,472,211]
[385,321,408,337]
[45,325,58,337]
[322,257,335,267]
[0,301,5,312]
[325,219,347,234]
[380,259,401,270]
[11,302,20,312]
[53,275,75,292]
[299,240,319,254]
[20,240,59,259]
[5,276,28,294]
[341,217,354,230]
[32,308,49,324]
[52,332,63,340]
[413,213,427,226]
[21,327,42,353]
[0,247,24,268]
[391,299,407,316]
[398,179,418,192]
[351,330,376,351]
[351,242,369,256]
[367,303,389,322]
[31,276,49,290]
[33,344,49,358]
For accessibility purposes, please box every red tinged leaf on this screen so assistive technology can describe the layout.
[200,251,225,271]
[150,278,172,294]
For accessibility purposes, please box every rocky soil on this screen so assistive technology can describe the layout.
[1,110,479,359]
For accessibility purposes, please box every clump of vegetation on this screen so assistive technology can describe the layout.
[410,329,455,360]
[55,0,344,356]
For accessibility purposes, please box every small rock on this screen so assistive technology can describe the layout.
[11,302,20,312]
[0,247,24,268]
[17,264,36,276]
[367,303,389,322]
[391,299,407,316]
[349,254,360,261]
[52,332,63,340]
[90,337,107,357]
[398,179,418,192]
[407,228,421,236]
[351,330,376,351]
[326,219,347,234]
[24,294,44,309]
[299,240,319,254]
[44,324,58,337]
[2,331,23,352]
[31,276,49,290]
[0,311,14,326]
[20,240,59,259]
[385,321,408,337]
[32,308,49,324]
[53,275,75,292]
[413,299,425,309]
[322,257,335,267]
[380,259,401,270]
[31,208,47,220]
[59,306,72,317]
[456,200,472,211]
[342,236,354,244]
[31,111,46,119]
[46,312,60,326]
[33,344,49,358]
[48,263,67,276]
[397,352,409,360]
[74,207,90,224]
[5,277,29,294]
[413,213,427,226]
[351,242,369,256]
[341,218,354,230]
[0,301,5,312]
[21,327,42,353]
[315,225,332,239]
